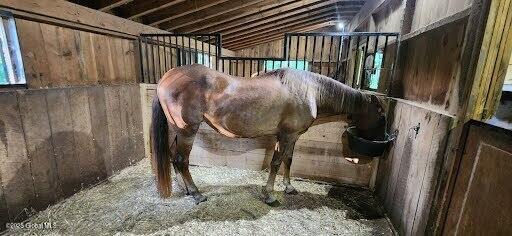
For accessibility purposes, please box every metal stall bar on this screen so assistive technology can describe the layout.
[334,36,343,81]
[327,36,334,77]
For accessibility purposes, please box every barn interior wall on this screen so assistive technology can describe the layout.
[0,0,170,228]
[233,0,474,235]
[348,0,473,235]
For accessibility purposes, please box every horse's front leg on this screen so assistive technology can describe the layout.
[263,134,298,205]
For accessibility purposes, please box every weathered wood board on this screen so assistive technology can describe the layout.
[0,84,144,228]
[375,100,452,236]
[16,19,139,89]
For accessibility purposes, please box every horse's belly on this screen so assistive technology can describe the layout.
[205,106,283,138]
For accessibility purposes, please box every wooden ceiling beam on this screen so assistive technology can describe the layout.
[176,0,297,33]
[220,7,358,38]
[74,0,134,11]
[142,0,230,26]
[221,11,353,42]
[225,18,336,48]
[160,0,269,31]
[116,0,185,20]
[198,0,364,34]
[229,22,336,50]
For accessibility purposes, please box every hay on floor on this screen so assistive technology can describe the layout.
[5,159,393,235]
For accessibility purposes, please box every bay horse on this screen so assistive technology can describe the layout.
[151,64,386,205]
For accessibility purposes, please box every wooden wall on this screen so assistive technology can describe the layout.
[0,85,144,226]
[344,0,474,235]
[140,84,379,187]
[396,19,467,115]
[17,19,138,89]
[376,100,452,235]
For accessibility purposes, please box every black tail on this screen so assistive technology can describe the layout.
[151,96,172,198]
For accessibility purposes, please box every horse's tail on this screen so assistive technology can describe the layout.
[151,95,173,198]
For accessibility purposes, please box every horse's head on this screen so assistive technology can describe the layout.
[352,94,387,141]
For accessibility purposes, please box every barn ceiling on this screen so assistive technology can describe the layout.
[68,0,366,50]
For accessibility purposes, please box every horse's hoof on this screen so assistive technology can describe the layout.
[284,186,298,195]
[193,194,207,204]
[264,196,280,206]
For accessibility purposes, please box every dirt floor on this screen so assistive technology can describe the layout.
[5,159,394,235]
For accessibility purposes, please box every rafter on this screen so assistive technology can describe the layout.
[225,18,336,48]
[116,0,185,19]
[160,0,269,31]
[221,11,352,43]
[220,7,358,38]
[176,0,297,33]
[229,22,337,50]
[142,0,230,26]
[94,0,133,11]
[200,0,363,34]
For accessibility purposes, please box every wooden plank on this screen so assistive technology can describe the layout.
[178,0,298,33]
[87,86,111,178]
[95,0,134,12]
[107,37,120,83]
[17,90,60,210]
[57,25,83,85]
[160,0,274,31]
[142,0,230,26]
[91,34,111,84]
[0,169,9,230]
[45,89,81,196]
[411,115,451,235]
[40,24,66,87]
[388,106,421,234]
[383,103,412,212]
[104,86,125,173]
[75,30,99,85]
[68,88,106,187]
[129,85,145,163]
[15,19,51,88]
[376,100,403,199]
[400,110,436,235]
[0,92,35,222]
[200,0,356,33]
[118,0,184,19]
[225,19,336,48]
[0,0,168,36]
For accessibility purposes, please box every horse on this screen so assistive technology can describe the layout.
[151,64,386,205]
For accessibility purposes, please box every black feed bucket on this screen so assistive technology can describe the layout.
[345,126,397,157]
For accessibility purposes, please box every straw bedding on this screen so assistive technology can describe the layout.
[5,158,393,235]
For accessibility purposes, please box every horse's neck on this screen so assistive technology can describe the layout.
[312,75,368,115]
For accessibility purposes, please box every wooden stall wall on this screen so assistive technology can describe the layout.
[17,19,138,89]
[140,85,378,187]
[0,0,199,229]
[0,85,144,226]
[376,101,452,235]
[346,0,473,234]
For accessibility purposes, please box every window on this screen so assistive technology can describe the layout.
[197,53,212,67]
[265,60,308,71]
[368,50,384,90]
[0,11,25,86]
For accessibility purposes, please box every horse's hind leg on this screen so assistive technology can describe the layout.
[283,153,298,195]
[263,133,299,205]
[173,124,207,204]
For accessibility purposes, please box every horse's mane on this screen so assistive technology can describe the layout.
[261,68,372,115]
